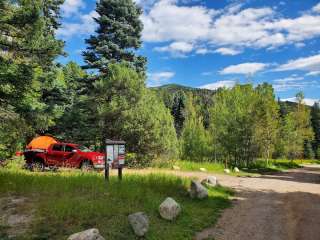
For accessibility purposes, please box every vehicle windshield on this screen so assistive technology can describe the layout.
[77,145,91,152]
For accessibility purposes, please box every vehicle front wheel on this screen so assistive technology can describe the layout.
[81,160,93,172]
[32,160,45,172]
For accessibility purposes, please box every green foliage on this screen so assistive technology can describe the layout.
[311,102,320,158]
[180,96,212,162]
[93,63,178,163]
[83,0,146,74]
[304,141,315,159]
[210,84,258,166]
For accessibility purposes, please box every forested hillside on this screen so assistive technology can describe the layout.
[1,0,319,168]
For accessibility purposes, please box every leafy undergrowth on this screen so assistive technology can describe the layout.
[244,159,304,174]
[0,163,232,240]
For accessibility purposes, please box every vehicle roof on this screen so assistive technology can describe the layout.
[53,143,79,147]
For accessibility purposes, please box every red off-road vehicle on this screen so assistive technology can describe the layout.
[24,137,105,171]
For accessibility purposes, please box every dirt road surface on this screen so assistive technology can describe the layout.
[194,164,320,240]
[128,165,320,240]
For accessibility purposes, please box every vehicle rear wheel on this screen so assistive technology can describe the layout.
[81,160,93,172]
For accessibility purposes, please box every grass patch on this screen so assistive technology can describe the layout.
[0,163,231,240]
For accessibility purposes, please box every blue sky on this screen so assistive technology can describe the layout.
[57,0,320,105]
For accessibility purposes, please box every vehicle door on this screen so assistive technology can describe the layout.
[47,144,65,166]
[63,145,79,168]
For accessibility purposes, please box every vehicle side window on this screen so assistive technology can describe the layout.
[52,144,63,151]
[65,145,74,152]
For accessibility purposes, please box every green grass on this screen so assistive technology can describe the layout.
[154,158,319,175]
[0,159,232,240]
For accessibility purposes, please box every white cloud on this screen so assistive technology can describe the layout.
[57,11,98,39]
[201,71,213,76]
[306,71,320,76]
[148,71,175,87]
[141,0,215,42]
[312,3,320,13]
[214,47,242,56]
[141,1,320,56]
[220,62,268,75]
[61,0,85,17]
[282,97,319,106]
[154,41,193,56]
[199,80,236,90]
[272,75,319,92]
[275,54,320,72]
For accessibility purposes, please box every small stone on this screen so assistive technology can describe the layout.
[190,180,208,199]
[172,165,180,170]
[201,176,218,187]
[224,169,230,174]
[128,212,149,237]
[234,167,240,173]
[159,197,181,220]
[67,228,105,240]
[199,168,207,172]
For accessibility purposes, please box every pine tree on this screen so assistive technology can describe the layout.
[311,102,320,158]
[83,0,146,74]
[171,91,187,136]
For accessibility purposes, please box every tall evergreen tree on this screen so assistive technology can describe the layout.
[83,0,146,74]
[171,91,187,136]
[311,102,320,158]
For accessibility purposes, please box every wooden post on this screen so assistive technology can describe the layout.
[105,158,109,181]
[118,166,122,181]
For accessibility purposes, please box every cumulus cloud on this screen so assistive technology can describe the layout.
[306,71,320,76]
[282,97,319,106]
[148,71,175,87]
[61,0,85,17]
[154,41,193,56]
[214,47,242,56]
[57,11,98,39]
[272,75,319,92]
[140,1,320,56]
[220,62,268,75]
[275,54,320,72]
[312,3,320,13]
[199,80,236,90]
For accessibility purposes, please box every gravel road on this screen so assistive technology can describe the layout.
[194,164,320,240]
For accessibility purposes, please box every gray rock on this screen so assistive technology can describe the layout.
[128,212,149,237]
[67,228,105,240]
[190,180,208,199]
[172,165,180,170]
[201,176,218,187]
[159,197,181,220]
[224,169,230,174]
[234,167,240,173]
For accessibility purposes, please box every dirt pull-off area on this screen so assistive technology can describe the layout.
[0,196,34,239]
[194,165,320,240]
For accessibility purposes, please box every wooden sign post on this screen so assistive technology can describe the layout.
[105,139,126,182]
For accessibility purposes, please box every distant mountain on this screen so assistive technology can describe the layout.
[151,84,215,96]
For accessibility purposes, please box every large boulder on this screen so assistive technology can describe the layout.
[67,228,105,240]
[201,176,218,187]
[159,197,181,220]
[190,180,208,199]
[172,165,180,170]
[224,169,230,174]
[128,212,149,237]
[234,167,240,173]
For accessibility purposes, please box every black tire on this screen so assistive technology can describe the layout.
[81,160,93,171]
[32,159,45,172]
